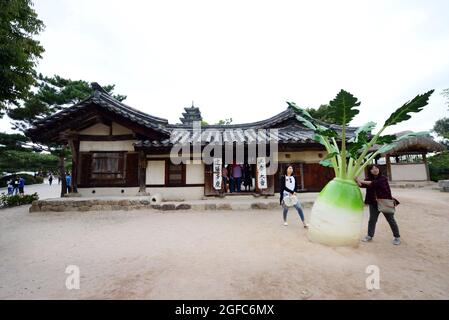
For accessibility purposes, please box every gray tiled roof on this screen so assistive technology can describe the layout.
[27,84,359,147]
[134,124,352,147]
[28,90,170,136]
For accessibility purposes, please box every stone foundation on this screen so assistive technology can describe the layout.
[29,198,314,213]
[438,180,449,192]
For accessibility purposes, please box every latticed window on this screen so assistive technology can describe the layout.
[91,152,125,181]
[167,162,184,186]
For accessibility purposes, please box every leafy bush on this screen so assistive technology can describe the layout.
[0,193,39,208]
[428,151,449,182]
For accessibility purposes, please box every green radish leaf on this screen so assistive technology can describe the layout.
[354,121,376,137]
[364,152,374,160]
[376,143,397,154]
[288,101,315,120]
[295,115,316,130]
[319,159,333,167]
[376,134,397,144]
[316,127,338,138]
[328,89,361,127]
[324,151,339,160]
[348,141,365,158]
[383,90,434,127]
[314,134,326,145]
[289,101,339,136]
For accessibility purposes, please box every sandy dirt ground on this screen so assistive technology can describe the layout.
[0,186,448,299]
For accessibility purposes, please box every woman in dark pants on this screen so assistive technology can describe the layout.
[356,164,401,245]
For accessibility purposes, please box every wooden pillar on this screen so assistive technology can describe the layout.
[67,136,79,194]
[59,146,67,198]
[299,162,305,190]
[423,153,430,181]
[138,150,147,194]
[386,154,392,182]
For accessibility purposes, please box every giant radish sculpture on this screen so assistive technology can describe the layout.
[288,89,434,247]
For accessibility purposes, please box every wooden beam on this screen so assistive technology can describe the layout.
[386,154,392,182]
[67,136,80,193]
[423,153,431,181]
[79,134,136,141]
[138,150,147,193]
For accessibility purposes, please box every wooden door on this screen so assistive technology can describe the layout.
[125,152,139,187]
[302,163,335,192]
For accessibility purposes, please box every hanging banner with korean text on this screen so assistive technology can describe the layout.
[257,157,267,189]
[213,158,223,190]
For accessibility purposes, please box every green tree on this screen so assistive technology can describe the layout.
[442,88,449,106]
[433,118,449,140]
[215,118,233,125]
[0,0,45,115]
[428,151,449,181]
[305,104,335,123]
[0,132,28,151]
[7,75,126,196]
[8,74,126,131]
[0,150,58,173]
[432,88,449,147]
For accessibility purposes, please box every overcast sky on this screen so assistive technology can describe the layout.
[2,0,449,135]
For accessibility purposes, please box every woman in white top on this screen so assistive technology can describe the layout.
[279,165,308,228]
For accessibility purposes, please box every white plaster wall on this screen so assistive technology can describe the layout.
[112,122,133,135]
[146,160,166,185]
[147,187,205,201]
[78,187,140,197]
[79,123,110,135]
[391,163,427,181]
[186,163,205,184]
[79,140,136,152]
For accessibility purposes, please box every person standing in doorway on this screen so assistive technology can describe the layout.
[232,162,243,192]
[228,164,235,193]
[356,164,401,245]
[243,164,253,191]
[222,165,229,193]
[279,165,309,228]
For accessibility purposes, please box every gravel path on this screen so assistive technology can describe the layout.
[0,186,448,299]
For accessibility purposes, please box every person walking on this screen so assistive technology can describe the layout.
[232,162,243,193]
[7,179,13,195]
[48,174,53,186]
[66,173,72,194]
[12,176,19,195]
[18,176,25,195]
[279,165,309,228]
[356,164,401,245]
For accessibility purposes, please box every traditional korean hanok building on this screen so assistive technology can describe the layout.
[27,84,360,200]
[370,131,446,182]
